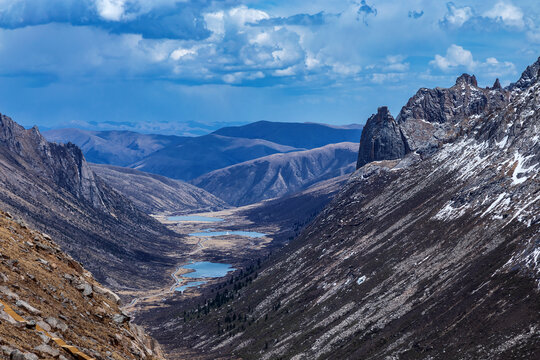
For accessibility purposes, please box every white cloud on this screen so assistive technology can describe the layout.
[442,2,474,27]
[430,44,476,71]
[430,45,516,79]
[371,72,406,84]
[170,47,197,61]
[483,1,524,28]
[95,0,126,21]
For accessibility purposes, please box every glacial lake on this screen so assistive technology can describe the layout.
[189,230,267,238]
[167,215,224,222]
[172,262,235,292]
[183,261,236,278]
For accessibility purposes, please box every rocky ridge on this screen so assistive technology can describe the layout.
[0,114,184,290]
[357,73,510,167]
[0,210,165,360]
[90,164,228,215]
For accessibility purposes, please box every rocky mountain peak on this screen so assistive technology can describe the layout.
[0,113,106,210]
[509,56,540,90]
[455,73,478,87]
[374,106,392,121]
[357,70,512,167]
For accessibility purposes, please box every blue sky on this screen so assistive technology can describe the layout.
[0,0,538,135]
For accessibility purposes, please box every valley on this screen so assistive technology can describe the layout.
[1,3,538,360]
[121,205,286,318]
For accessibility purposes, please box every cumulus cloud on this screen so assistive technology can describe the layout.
[431,44,476,71]
[440,2,474,28]
[483,1,524,28]
[96,0,126,21]
[430,44,516,79]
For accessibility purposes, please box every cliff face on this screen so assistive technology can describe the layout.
[159,58,540,359]
[0,114,185,290]
[0,115,107,210]
[0,211,165,360]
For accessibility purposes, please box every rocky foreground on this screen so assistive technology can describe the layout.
[0,210,164,360]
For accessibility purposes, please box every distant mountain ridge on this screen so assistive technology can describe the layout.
[192,142,358,206]
[213,120,363,149]
[131,133,299,180]
[44,128,187,166]
[44,121,363,182]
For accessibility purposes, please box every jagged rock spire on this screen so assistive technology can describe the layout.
[491,78,502,90]
[356,106,406,169]
[455,73,478,87]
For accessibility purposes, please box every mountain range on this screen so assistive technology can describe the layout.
[146,58,540,359]
[44,122,363,185]
[43,128,187,167]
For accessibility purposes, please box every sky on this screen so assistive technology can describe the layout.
[0,0,538,135]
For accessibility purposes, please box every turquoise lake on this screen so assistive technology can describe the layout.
[183,261,236,278]
[173,262,236,292]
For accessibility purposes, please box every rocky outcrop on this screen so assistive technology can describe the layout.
[0,211,165,360]
[509,56,540,90]
[163,57,540,359]
[356,107,407,168]
[0,115,106,209]
[357,72,510,168]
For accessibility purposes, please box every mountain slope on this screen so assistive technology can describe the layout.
[0,114,184,290]
[131,134,299,181]
[44,128,187,166]
[90,164,228,215]
[192,142,358,206]
[154,59,540,359]
[213,120,363,149]
[0,211,165,359]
